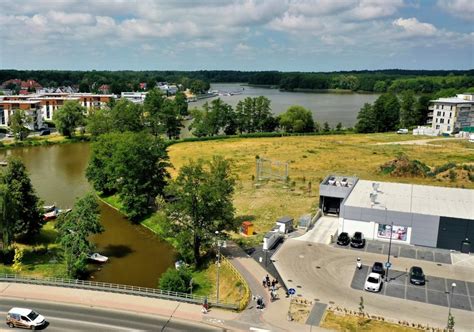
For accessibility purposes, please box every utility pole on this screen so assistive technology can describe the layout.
[385,219,393,282]
[215,230,226,305]
[447,282,456,330]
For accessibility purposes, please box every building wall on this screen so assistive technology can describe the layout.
[410,214,439,247]
[431,103,457,134]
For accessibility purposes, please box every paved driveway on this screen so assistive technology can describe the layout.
[351,266,474,312]
[332,240,452,264]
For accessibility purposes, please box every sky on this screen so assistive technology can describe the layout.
[0,0,473,71]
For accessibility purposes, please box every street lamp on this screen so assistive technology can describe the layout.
[214,230,226,305]
[385,219,393,282]
[447,282,456,329]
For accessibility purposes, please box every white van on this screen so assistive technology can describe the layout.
[6,308,46,330]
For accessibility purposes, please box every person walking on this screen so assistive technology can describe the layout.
[262,277,266,288]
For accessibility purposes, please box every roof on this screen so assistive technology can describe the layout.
[430,97,473,104]
[8,308,32,316]
[344,180,474,220]
[276,216,293,224]
[1,100,40,104]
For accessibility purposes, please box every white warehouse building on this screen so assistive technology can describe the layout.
[319,176,474,252]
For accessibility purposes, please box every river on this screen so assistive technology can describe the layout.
[1,143,175,288]
[189,83,379,127]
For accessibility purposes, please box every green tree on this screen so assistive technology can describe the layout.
[278,105,315,133]
[399,90,419,128]
[53,101,86,138]
[323,122,331,132]
[235,96,273,133]
[110,99,144,133]
[8,110,30,141]
[2,157,43,238]
[415,94,432,125]
[86,107,113,136]
[174,91,189,116]
[373,93,400,132]
[86,132,170,220]
[158,267,193,293]
[335,122,343,131]
[189,99,234,137]
[373,81,387,93]
[163,157,236,265]
[355,103,376,133]
[56,192,103,278]
[0,184,16,252]
[144,88,183,139]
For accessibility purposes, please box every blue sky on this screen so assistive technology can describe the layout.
[0,0,472,71]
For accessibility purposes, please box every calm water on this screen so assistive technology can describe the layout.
[190,83,379,127]
[1,144,175,288]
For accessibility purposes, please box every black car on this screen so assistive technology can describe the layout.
[371,262,385,276]
[350,232,366,248]
[409,266,425,285]
[39,129,51,136]
[337,232,350,246]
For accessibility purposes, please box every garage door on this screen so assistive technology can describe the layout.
[437,217,474,251]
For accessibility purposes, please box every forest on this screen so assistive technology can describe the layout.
[1,69,473,94]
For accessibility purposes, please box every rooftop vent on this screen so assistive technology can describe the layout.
[372,182,380,192]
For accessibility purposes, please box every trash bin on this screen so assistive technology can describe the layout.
[461,239,471,254]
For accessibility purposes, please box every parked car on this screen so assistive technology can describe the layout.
[371,262,385,277]
[409,266,426,285]
[39,129,50,136]
[6,307,46,329]
[350,232,366,248]
[364,272,382,292]
[397,128,409,134]
[336,232,351,246]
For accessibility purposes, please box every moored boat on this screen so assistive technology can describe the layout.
[88,253,109,263]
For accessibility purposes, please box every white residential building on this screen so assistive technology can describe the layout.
[428,93,474,135]
[121,92,148,104]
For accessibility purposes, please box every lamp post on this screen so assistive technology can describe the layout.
[214,230,226,305]
[447,282,456,329]
[385,220,393,282]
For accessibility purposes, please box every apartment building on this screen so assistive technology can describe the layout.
[428,93,474,134]
[0,93,115,130]
[121,91,148,104]
[0,100,43,130]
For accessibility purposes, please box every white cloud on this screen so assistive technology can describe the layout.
[350,0,404,20]
[393,17,438,37]
[438,0,474,21]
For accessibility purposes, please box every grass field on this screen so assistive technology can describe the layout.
[321,311,422,331]
[167,133,473,244]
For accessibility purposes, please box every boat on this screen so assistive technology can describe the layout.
[43,210,58,221]
[43,205,56,213]
[57,208,72,215]
[88,253,109,263]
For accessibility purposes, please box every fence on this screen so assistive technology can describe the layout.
[220,256,251,311]
[0,274,238,310]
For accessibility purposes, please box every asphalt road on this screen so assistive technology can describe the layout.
[0,298,223,332]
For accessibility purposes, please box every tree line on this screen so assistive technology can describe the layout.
[2,69,473,94]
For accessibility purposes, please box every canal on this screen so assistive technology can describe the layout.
[1,143,175,288]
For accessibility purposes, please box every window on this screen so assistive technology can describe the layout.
[436,125,440,129]
[443,112,445,116]
[448,119,450,124]
[451,105,454,110]
[440,118,444,124]
[436,118,438,123]
[449,112,452,118]
[447,126,450,131]
[437,111,441,116]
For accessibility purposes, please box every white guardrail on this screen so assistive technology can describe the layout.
[0,274,238,310]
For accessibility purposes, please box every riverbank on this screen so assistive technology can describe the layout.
[0,133,90,152]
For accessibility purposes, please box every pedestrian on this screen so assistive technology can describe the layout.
[271,279,276,288]
[275,278,279,290]
[267,279,271,288]
[265,274,270,284]
[262,277,266,288]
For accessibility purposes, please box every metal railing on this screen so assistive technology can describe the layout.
[220,256,251,310]
[0,274,238,310]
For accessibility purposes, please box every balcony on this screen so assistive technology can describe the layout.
[427,119,433,124]
[428,105,434,110]
[427,112,433,117]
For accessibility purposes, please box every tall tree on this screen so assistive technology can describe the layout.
[373,93,400,132]
[399,90,418,128]
[56,192,103,278]
[235,96,273,133]
[2,157,43,238]
[163,157,236,265]
[415,94,433,125]
[0,184,15,252]
[189,99,234,137]
[144,88,183,139]
[86,107,113,137]
[110,99,144,133]
[53,101,86,138]
[355,103,376,133]
[86,132,170,220]
[174,91,189,116]
[8,110,30,141]
[278,105,315,133]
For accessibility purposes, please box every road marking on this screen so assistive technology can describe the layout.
[50,316,143,331]
[249,328,271,331]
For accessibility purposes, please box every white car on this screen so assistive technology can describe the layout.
[6,307,46,329]
[364,272,382,292]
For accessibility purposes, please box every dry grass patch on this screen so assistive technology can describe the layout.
[168,133,474,242]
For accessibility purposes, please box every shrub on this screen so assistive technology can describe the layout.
[158,267,193,293]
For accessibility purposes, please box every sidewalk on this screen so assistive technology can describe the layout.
[0,282,237,330]
[222,242,325,332]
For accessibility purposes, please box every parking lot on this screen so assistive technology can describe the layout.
[351,266,474,312]
[333,240,452,264]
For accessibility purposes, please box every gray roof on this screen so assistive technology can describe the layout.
[344,180,474,220]
[276,216,293,224]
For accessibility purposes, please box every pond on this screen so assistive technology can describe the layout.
[1,143,175,288]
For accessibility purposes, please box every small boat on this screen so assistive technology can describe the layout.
[43,205,56,213]
[88,253,108,263]
[175,260,185,269]
[43,210,58,221]
[57,208,72,215]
